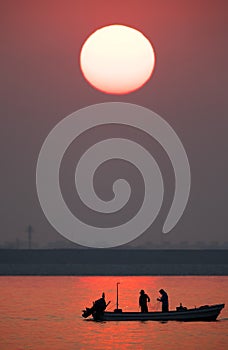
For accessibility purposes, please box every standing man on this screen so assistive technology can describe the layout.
[157,289,169,312]
[139,289,150,312]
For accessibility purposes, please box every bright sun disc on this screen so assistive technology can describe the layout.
[80,25,155,94]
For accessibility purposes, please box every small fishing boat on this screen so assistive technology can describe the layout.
[88,304,225,321]
[82,283,225,322]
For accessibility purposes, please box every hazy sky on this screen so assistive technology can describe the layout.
[1,0,227,247]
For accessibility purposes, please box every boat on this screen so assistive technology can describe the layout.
[82,283,225,322]
[82,303,225,322]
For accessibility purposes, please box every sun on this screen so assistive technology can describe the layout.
[80,25,155,94]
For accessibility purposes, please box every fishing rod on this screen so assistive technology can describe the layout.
[106,301,112,311]
[105,300,111,309]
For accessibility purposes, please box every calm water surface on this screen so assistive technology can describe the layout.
[0,276,227,349]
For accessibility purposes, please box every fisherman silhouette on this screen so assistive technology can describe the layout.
[139,290,150,312]
[82,292,110,319]
[157,289,169,312]
[94,292,107,313]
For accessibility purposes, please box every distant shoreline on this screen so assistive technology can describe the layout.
[0,264,227,276]
[0,249,227,276]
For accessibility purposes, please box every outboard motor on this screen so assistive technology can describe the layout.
[82,306,95,318]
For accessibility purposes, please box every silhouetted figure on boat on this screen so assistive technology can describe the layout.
[94,292,107,313]
[157,289,169,312]
[139,290,150,312]
[82,292,110,319]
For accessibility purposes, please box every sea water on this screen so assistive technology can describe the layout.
[0,276,227,349]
